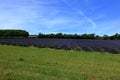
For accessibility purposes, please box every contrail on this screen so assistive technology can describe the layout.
[61,0,96,28]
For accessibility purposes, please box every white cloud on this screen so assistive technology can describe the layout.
[61,0,96,29]
[0,0,97,34]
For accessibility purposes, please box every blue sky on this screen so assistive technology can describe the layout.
[0,0,120,35]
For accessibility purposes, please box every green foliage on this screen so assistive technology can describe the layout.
[0,29,120,40]
[110,33,120,40]
[109,48,120,54]
[64,45,71,50]
[103,34,110,40]
[18,58,24,61]
[74,46,82,51]
[0,29,29,38]
[37,33,120,40]
[37,33,96,39]
[102,33,120,40]
[82,47,93,52]
[97,48,105,53]
[80,33,95,39]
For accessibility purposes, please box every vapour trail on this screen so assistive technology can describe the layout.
[61,0,96,28]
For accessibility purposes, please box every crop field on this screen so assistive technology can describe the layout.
[0,38,120,53]
[0,45,120,80]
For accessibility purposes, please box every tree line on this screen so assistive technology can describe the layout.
[0,29,29,38]
[37,33,120,40]
[0,29,120,40]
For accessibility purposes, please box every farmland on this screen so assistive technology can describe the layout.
[0,45,120,80]
[0,38,120,53]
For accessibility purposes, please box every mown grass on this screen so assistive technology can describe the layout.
[0,45,120,80]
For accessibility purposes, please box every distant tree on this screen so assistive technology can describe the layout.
[95,35,102,40]
[56,33,63,38]
[88,33,95,39]
[38,33,45,38]
[49,33,56,38]
[37,32,120,40]
[81,34,88,39]
[113,33,120,40]
[103,34,110,40]
[0,29,29,38]
[73,34,80,39]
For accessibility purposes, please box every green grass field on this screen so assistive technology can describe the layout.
[0,45,120,80]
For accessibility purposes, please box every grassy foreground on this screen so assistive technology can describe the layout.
[0,45,120,80]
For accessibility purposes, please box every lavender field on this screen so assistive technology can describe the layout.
[0,38,120,54]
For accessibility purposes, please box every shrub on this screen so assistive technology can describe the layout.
[64,45,71,50]
[109,48,120,54]
[54,45,61,49]
[74,46,82,51]
[97,48,105,53]
[18,58,24,61]
[82,47,93,52]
